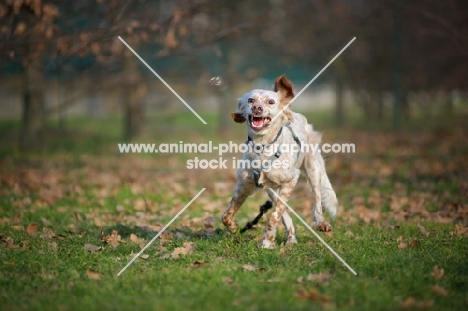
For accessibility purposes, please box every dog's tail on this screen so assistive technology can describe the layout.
[320,170,338,217]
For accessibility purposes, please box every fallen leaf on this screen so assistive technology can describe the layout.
[203,216,216,229]
[344,230,354,237]
[307,272,330,283]
[409,238,420,248]
[242,264,258,271]
[401,297,415,308]
[450,224,468,237]
[223,276,234,284]
[41,217,52,226]
[189,260,209,268]
[102,230,121,247]
[27,224,38,235]
[417,224,429,237]
[49,241,58,250]
[140,254,149,260]
[398,242,407,249]
[86,269,101,280]
[1,236,18,248]
[294,287,331,302]
[12,225,25,231]
[40,227,56,239]
[129,233,145,249]
[431,285,448,296]
[397,235,404,242]
[171,242,196,259]
[83,244,102,252]
[401,297,433,309]
[430,266,444,280]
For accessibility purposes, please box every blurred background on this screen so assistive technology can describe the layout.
[0,0,467,153]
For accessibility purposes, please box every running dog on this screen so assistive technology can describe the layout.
[221,75,338,249]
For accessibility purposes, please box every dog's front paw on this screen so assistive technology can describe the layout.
[261,239,276,249]
[226,223,238,234]
[221,216,238,234]
[317,221,333,232]
[285,237,298,246]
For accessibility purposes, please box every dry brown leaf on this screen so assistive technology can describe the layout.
[223,276,234,284]
[129,233,145,249]
[401,297,433,309]
[417,224,429,237]
[1,236,18,248]
[189,260,209,268]
[159,231,174,242]
[26,223,38,235]
[430,266,444,280]
[450,224,468,237]
[140,254,149,260]
[396,235,404,242]
[203,216,216,229]
[41,217,52,226]
[12,225,24,231]
[40,227,56,239]
[83,244,102,252]
[164,28,178,49]
[171,242,196,259]
[409,238,420,248]
[344,230,354,237]
[14,22,27,36]
[242,264,258,271]
[86,269,101,280]
[431,285,448,296]
[401,297,415,308]
[398,242,407,249]
[294,287,331,302]
[306,272,330,283]
[102,230,121,248]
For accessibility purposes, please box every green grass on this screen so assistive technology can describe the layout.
[1,112,467,310]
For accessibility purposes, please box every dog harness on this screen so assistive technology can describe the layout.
[246,121,302,188]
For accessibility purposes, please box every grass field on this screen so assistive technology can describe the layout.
[1,111,467,310]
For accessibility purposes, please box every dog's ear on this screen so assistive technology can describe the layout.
[274,75,294,121]
[274,75,294,101]
[231,112,246,123]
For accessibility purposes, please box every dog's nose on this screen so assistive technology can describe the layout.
[252,104,263,114]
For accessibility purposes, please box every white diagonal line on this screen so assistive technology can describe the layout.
[268,189,357,276]
[271,37,356,123]
[118,36,207,125]
[117,188,206,276]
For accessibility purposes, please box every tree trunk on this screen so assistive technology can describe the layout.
[123,55,143,140]
[19,57,45,152]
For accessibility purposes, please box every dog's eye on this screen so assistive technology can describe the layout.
[268,99,275,105]
[248,98,255,103]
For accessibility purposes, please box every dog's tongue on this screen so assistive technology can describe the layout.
[252,117,264,127]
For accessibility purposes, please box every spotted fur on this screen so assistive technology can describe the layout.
[222,75,338,248]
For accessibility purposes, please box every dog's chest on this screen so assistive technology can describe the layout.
[243,151,300,187]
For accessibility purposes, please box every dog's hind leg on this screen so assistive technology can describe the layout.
[267,190,297,245]
[222,179,256,233]
[304,155,333,232]
[319,161,338,218]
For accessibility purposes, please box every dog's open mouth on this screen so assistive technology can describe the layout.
[249,115,271,131]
